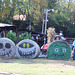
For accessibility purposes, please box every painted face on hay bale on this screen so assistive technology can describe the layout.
[16,39,40,59]
[47,41,71,60]
[0,38,16,58]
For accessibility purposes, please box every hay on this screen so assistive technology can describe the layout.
[47,27,56,45]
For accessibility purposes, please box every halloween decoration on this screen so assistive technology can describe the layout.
[47,27,56,45]
[16,39,40,58]
[0,38,16,58]
[47,41,71,60]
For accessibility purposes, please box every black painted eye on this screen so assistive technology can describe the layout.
[5,43,11,48]
[0,43,3,49]
[19,42,34,48]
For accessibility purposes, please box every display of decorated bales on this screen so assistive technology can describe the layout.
[0,38,16,58]
[47,40,71,60]
[16,39,40,59]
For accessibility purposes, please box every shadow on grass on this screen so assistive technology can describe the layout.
[0,57,75,67]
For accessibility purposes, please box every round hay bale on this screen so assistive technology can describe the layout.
[0,38,16,58]
[47,41,71,60]
[16,39,40,59]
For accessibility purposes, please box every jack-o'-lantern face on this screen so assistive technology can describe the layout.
[16,39,40,59]
[0,38,16,58]
[18,42,36,57]
[47,41,71,60]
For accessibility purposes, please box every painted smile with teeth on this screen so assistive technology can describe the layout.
[18,48,36,58]
[52,53,65,57]
[0,50,12,57]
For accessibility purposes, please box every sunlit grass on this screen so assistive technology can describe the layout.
[0,58,75,75]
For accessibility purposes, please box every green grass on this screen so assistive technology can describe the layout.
[0,58,75,75]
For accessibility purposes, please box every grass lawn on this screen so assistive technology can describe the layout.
[0,58,75,75]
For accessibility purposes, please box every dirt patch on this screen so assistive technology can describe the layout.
[0,72,23,75]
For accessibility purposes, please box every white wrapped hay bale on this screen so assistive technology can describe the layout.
[16,39,40,59]
[0,38,16,58]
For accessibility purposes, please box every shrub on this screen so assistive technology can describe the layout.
[6,31,32,44]
[6,30,17,44]
[19,32,32,41]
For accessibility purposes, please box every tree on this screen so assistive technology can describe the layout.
[71,4,75,24]
[14,0,47,29]
[48,13,68,35]
[47,0,75,37]
[0,0,17,23]
[48,0,57,9]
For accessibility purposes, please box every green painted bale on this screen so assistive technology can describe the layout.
[47,41,71,60]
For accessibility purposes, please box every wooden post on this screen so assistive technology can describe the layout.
[17,32,19,43]
[3,29,6,37]
[16,27,19,44]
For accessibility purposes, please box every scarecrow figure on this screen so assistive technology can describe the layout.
[47,27,56,45]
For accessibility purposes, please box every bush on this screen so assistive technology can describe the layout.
[6,31,32,44]
[6,30,17,44]
[19,32,32,41]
